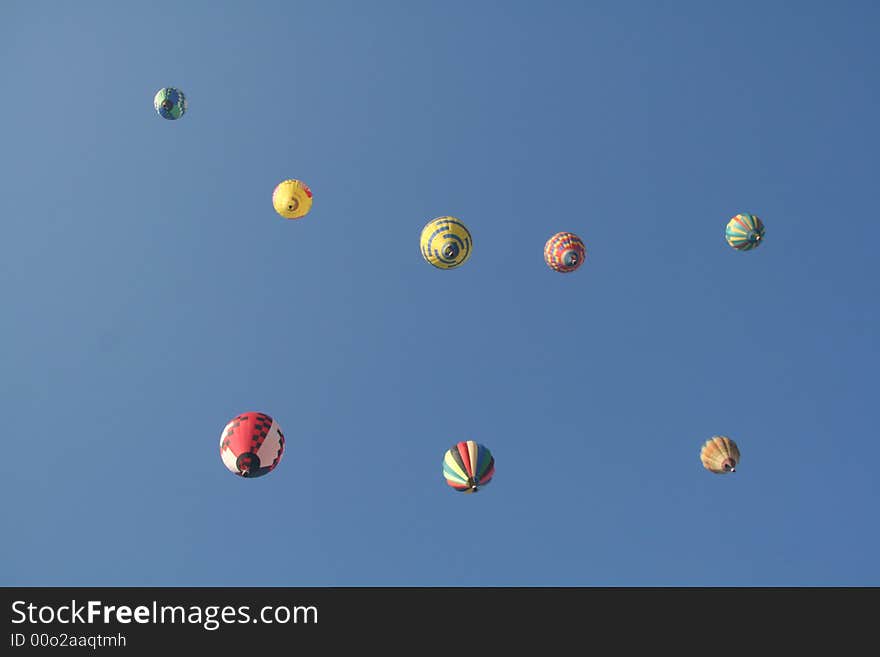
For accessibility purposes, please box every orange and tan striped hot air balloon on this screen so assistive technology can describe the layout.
[700,436,740,474]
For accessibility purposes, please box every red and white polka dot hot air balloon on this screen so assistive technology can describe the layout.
[219,412,285,478]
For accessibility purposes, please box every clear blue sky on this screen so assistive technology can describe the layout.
[2,0,878,586]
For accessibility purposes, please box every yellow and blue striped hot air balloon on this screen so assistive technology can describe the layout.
[443,440,494,493]
[725,213,765,251]
[420,217,472,269]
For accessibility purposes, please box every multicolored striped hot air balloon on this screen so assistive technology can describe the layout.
[273,179,313,219]
[420,217,472,269]
[544,231,587,273]
[443,440,494,493]
[700,436,740,474]
[219,412,285,478]
[153,87,187,120]
[725,213,765,251]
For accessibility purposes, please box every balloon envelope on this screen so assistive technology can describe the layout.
[154,87,187,120]
[219,412,285,478]
[443,440,494,493]
[725,213,765,251]
[544,231,586,273]
[273,179,313,219]
[420,217,472,269]
[700,435,740,474]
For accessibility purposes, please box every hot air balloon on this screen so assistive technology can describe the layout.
[700,436,740,474]
[443,440,494,493]
[154,87,187,120]
[725,213,765,251]
[544,231,586,273]
[273,179,313,219]
[219,412,285,478]
[420,217,472,269]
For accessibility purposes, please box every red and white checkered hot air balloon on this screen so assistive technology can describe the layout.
[219,412,285,478]
[544,231,587,273]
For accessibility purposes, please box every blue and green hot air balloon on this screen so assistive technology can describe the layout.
[154,87,187,120]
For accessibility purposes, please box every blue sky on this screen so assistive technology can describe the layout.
[1,0,878,586]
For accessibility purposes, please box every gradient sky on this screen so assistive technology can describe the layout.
[2,0,878,586]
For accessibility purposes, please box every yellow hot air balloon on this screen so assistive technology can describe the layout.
[272,179,313,219]
[420,216,472,269]
[700,436,740,474]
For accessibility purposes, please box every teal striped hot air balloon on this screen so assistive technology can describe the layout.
[725,213,765,251]
[443,441,494,494]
